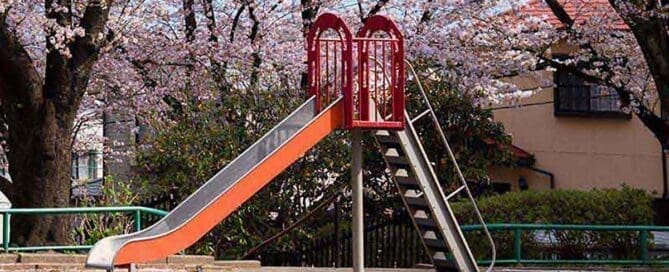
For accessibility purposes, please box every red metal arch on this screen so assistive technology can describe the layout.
[355,15,405,128]
[307,12,354,123]
[307,13,405,130]
[357,15,404,39]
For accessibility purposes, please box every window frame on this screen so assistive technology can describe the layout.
[553,61,630,119]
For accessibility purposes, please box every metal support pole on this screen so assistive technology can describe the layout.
[134,210,141,232]
[3,212,8,252]
[640,230,649,262]
[513,228,522,264]
[334,197,341,267]
[351,129,364,272]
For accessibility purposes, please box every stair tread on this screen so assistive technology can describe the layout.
[424,236,447,250]
[395,176,420,189]
[405,195,429,208]
[414,217,438,230]
[432,252,458,271]
[386,156,409,166]
[376,134,400,144]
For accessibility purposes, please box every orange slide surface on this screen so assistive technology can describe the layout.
[114,100,343,265]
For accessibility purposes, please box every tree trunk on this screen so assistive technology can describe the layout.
[4,99,74,245]
[0,0,111,245]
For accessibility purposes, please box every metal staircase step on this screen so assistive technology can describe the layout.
[423,230,447,250]
[383,147,402,157]
[395,176,420,190]
[386,156,409,166]
[405,195,429,209]
[376,135,400,145]
[414,217,438,230]
[432,252,458,271]
[376,109,482,272]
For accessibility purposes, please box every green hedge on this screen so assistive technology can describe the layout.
[452,186,654,261]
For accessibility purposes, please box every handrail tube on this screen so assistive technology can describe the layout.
[460,223,665,267]
[404,59,497,272]
[461,223,669,231]
[0,206,666,267]
[0,206,168,253]
[1,206,167,216]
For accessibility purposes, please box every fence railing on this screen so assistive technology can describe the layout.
[1,206,668,268]
[256,213,429,268]
[0,206,167,252]
[137,188,180,229]
[259,219,669,267]
[464,223,669,266]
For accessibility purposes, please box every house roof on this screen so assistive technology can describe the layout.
[483,138,534,166]
[512,0,629,30]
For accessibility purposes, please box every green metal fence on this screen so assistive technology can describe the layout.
[0,207,668,267]
[0,206,167,252]
[463,223,669,266]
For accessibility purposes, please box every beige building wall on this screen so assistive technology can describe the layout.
[488,71,663,196]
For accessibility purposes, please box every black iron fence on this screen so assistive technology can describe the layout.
[137,187,180,229]
[255,211,430,268]
[137,188,428,268]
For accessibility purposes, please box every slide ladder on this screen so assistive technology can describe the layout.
[372,61,496,272]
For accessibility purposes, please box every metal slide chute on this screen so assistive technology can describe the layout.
[86,97,344,269]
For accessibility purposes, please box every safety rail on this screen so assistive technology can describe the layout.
[307,12,405,130]
[462,223,669,266]
[402,59,496,272]
[0,206,667,267]
[0,206,168,252]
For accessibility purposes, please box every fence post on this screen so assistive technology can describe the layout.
[640,230,648,262]
[513,228,522,264]
[134,210,142,232]
[334,197,341,267]
[3,212,8,252]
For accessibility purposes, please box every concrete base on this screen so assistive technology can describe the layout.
[0,254,660,271]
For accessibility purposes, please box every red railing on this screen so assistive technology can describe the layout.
[306,13,353,123]
[307,13,405,130]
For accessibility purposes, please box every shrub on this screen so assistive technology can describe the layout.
[452,186,654,261]
[72,177,139,246]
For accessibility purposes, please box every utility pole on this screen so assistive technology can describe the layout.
[351,129,364,272]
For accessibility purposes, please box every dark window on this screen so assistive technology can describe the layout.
[87,150,98,180]
[554,68,629,118]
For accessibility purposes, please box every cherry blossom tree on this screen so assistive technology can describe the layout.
[0,0,115,245]
[0,0,331,245]
[0,0,667,245]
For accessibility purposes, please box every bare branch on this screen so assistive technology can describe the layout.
[364,0,388,21]
[183,0,196,42]
[300,0,319,37]
[202,0,218,43]
[70,0,115,98]
[543,0,574,28]
[0,16,42,106]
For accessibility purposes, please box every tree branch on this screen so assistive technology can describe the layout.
[0,15,42,106]
[183,0,196,42]
[543,0,574,28]
[300,0,319,38]
[364,0,388,21]
[607,0,669,122]
[202,0,217,43]
[70,0,114,99]
[247,2,261,87]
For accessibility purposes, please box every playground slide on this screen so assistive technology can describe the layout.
[86,97,344,269]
